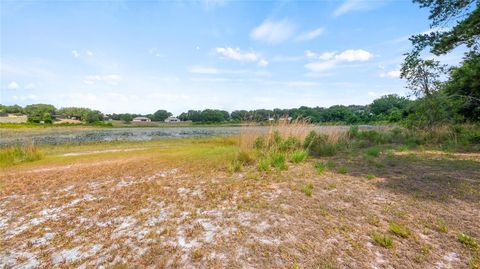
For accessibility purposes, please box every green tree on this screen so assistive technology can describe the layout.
[444,52,480,121]
[24,104,56,123]
[370,94,411,118]
[152,110,172,121]
[120,114,133,123]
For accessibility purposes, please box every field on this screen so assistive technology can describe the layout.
[1,127,479,268]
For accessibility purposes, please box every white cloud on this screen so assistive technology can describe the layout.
[72,50,79,58]
[380,70,401,78]
[304,49,373,72]
[86,50,93,56]
[214,47,268,67]
[295,27,325,42]
[83,74,121,85]
[215,47,259,62]
[305,50,336,60]
[333,0,382,17]
[335,49,373,62]
[7,81,20,90]
[250,20,295,44]
[258,59,269,67]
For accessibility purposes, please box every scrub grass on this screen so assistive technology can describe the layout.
[0,144,43,167]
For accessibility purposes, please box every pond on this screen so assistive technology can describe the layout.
[0,125,383,146]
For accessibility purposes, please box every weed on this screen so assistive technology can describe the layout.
[336,166,348,174]
[324,183,336,190]
[326,160,336,169]
[235,150,255,165]
[270,152,288,171]
[367,215,380,226]
[291,150,308,163]
[389,222,411,238]
[458,233,478,250]
[436,218,448,233]
[258,158,270,172]
[300,183,314,197]
[366,173,376,180]
[365,146,381,157]
[372,232,393,248]
[230,160,243,172]
[314,161,327,174]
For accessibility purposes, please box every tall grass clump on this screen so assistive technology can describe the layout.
[238,119,315,170]
[0,144,43,166]
[303,129,347,157]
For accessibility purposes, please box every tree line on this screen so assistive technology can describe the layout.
[0,94,419,124]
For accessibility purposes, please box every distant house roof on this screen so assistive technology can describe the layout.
[164,116,181,122]
[133,116,151,121]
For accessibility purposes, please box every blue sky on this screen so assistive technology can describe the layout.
[0,0,460,115]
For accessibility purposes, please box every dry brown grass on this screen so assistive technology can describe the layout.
[239,119,319,150]
[1,137,479,268]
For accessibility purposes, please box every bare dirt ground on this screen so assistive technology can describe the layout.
[1,147,479,268]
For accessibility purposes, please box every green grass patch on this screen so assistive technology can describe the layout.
[458,233,478,250]
[365,173,376,180]
[269,152,288,171]
[372,232,393,248]
[314,161,327,174]
[0,144,44,166]
[290,150,308,163]
[300,183,314,197]
[436,218,448,233]
[365,146,381,157]
[389,222,411,238]
[336,166,348,174]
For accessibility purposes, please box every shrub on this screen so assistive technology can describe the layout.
[366,173,376,180]
[269,152,287,171]
[0,144,43,166]
[291,150,308,163]
[389,222,411,238]
[279,136,301,152]
[307,134,339,157]
[300,183,314,197]
[348,125,359,138]
[372,232,393,248]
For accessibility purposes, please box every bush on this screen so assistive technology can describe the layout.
[279,136,301,152]
[306,134,339,157]
[0,144,43,166]
[291,150,308,163]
